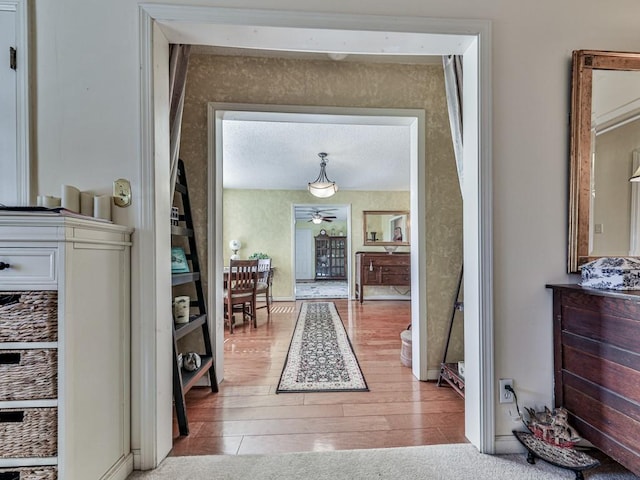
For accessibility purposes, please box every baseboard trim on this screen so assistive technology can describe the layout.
[102,452,134,480]
[494,434,526,454]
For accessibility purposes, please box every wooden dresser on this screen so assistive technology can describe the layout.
[355,252,410,303]
[547,284,640,476]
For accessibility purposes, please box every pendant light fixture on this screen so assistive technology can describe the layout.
[308,152,338,198]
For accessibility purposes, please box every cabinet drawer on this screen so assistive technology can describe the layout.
[372,257,410,267]
[0,291,58,342]
[0,249,57,286]
[0,466,57,480]
[381,266,410,275]
[0,408,57,458]
[383,274,411,285]
[0,349,57,401]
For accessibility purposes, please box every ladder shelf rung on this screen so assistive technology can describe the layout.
[174,314,207,340]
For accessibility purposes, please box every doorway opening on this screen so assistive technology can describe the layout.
[294,204,350,300]
[211,104,423,378]
[138,6,492,468]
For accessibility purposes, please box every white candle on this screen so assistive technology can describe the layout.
[61,185,80,212]
[94,195,112,221]
[80,192,94,216]
[42,196,61,208]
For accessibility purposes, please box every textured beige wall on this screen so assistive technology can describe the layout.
[180,54,463,371]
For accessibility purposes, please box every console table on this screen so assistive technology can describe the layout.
[547,284,640,477]
[355,252,410,303]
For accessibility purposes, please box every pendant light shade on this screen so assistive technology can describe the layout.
[308,152,338,198]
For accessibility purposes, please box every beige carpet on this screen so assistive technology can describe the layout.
[127,444,639,480]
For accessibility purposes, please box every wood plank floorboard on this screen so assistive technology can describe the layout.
[171,299,466,456]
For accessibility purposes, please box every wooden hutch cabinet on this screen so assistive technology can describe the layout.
[315,234,346,280]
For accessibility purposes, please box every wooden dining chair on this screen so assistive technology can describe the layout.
[255,258,272,315]
[224,259,258,333]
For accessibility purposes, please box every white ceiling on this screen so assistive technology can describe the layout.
[221,113,413,192]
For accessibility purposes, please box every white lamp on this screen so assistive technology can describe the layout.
[229,239,242,260]
[308,152,338,198]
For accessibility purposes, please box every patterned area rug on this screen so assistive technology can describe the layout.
[296,281,348,299]
[277,302,368,393]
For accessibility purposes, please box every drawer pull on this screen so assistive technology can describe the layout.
[0,411,24,423]
[0,262,10,271]
[0,352,21,365]
[0,472,20,480]
[0,294,20,307]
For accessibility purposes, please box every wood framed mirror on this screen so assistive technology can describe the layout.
[363,210,410,246]
[568,50,640,273]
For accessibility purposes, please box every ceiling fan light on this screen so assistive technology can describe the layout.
[311,216,323,224]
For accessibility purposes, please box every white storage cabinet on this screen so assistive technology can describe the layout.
[0,215,133,480]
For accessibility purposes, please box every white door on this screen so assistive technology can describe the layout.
[295,229,314,280]
[0,8,17,205]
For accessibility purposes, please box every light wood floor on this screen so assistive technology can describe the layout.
[171,299,466,456]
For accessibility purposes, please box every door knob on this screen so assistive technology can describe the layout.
[0,262,10,271]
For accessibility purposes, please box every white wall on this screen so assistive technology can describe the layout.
[31,0,640,455]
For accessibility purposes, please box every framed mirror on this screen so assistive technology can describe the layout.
[568,50,640,272]
[363,210,410,246]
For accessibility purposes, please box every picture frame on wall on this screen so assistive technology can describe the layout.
[171,247,190,273]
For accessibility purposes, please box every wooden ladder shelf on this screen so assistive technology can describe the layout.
[171,159,218,436]
[437,265,465,398]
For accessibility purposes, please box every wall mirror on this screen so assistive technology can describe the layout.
[568,50,640,273]
[363,210,410,246]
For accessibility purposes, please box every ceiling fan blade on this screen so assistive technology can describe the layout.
[324,219,333,222]
[324,216,337,219]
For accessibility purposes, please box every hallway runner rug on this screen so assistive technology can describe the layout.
[277,302,368,393]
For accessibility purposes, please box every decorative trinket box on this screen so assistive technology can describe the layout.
[580,257,640,290]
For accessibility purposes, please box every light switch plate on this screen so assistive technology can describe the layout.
[113,178,132,207]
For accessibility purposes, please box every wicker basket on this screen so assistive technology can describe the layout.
[0,408,57,458]
[0,466,57,480]
[0,291,58,343]
[0,350,57,401]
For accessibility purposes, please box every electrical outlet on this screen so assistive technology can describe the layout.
[499,378,514,404]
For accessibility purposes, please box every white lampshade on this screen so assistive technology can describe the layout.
[308,182,338,198]
[308,152,338,198]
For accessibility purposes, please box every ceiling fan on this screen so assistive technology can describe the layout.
[299,208,337,224]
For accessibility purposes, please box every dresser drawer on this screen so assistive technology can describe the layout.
[383,274,411,285]
[381,266,410,275]
[373,255,410,266]
[0,408,58,458]
[0,349,58,401]
[0,291,58,343]
[0,249,57,286]
[0,466,57,480]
